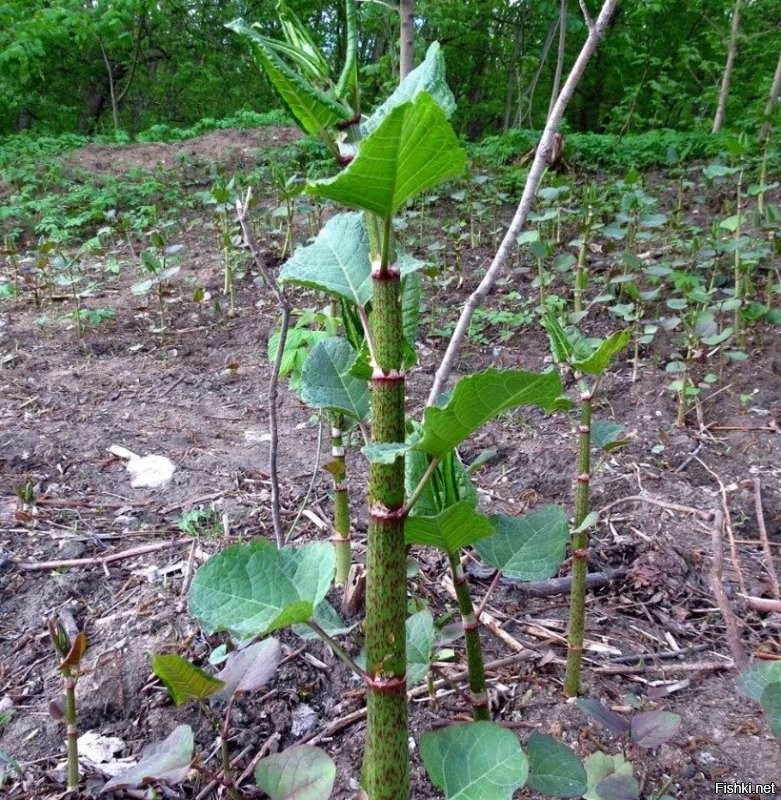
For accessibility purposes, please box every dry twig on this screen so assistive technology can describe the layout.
[753,477,779,599]
[236,187,291,547]
[709,510,748,668]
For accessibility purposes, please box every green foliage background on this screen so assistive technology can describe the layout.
[1,0,779,138]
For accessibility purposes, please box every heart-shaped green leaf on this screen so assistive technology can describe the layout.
[101,725,194,793]
[300,337,369,421]
[760,682,781,740]
[361,42,456,136]
[255,745,336,800]
[405,500,493,553]
[420,721,528,799]
[526,732,587,797]
[213,638,282,701]
[307,92,466,220]
[151,653,224,706]
[475,506,569,581]
[583,753,636,800]
[415,369,567,459]
[407,609,436,686]
[737,661,781,702]
[189,541,335,637]
[279,212,372,306]
[227,18,352,138]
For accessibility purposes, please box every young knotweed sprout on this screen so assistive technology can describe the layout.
[541,314,631,697]
[151,641,283,800]
[206,176,245,317]
[48,619,87,790]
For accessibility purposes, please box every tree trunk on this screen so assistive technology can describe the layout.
[399,0,415,80]
[759,51,781,142]
[547,0,569,120]
[712,0,743,133]
[503,26,524,132]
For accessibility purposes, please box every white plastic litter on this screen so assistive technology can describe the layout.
[108,445,176,488]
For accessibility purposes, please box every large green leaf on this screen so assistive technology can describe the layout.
[405,500,493,553]
[475,506,569,581]
[255,745,336,800]
[227,19,352,138]
[407,609,436,686]
[300,337,369,420]
[307,92,466,220]
[361,41,456,136]
[189,541,335,638]
[279,212,372,306]
[420,721,529,800]
[151,653,224,706]
[414,369,567,459]
[737,661,781,702]
[761,682,781,740]
[526,733,587,797]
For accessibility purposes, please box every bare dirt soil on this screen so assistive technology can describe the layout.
[1,128,779,799]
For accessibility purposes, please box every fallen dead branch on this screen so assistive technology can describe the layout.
[13,540,192,573]
[753,477,779,599]
[503,568,627,596]
[741,595,781,614]
[593,660,735,676]
[709,510,748,668]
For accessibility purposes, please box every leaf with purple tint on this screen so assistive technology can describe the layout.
[101,725,193,793]
[576,698,631,736]
[630,710,681,748]
[213,638,282,701]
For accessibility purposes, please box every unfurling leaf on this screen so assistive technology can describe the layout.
[151,653,224,706]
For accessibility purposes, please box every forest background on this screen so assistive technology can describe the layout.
[1,0,780,141]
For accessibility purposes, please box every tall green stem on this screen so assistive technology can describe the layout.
[563,382,592,697]
[362,219,409,799]
[448,553,489,720]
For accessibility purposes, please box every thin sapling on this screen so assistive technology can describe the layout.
[48,619,87,790]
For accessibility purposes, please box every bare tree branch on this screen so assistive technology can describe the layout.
[236,188,291,548]
[428,0,619,404]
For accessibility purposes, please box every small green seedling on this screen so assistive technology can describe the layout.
[132,229,184,335]
[48,619,88,790]
[178,507,223,538]
[577,698,682,800]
